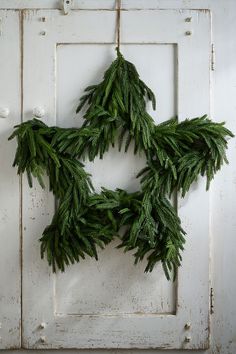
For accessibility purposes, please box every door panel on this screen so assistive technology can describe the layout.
[22,9,211,349]
[55,43,177,317]
[0,10,21,349]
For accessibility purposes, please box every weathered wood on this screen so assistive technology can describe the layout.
[0,10,21,349]
[21,8,211,349]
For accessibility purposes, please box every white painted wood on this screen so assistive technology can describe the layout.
[0,0,212,10]
[0,10,21,349]
[0,2,233,354]
[0,107,10,118]
[22,8,211,350]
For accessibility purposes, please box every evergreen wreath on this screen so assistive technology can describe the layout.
[9,48,233,280]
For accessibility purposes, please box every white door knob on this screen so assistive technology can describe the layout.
[0,107,10,118]
[33,107,45,118]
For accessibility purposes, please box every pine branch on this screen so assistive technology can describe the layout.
[76,48,156,156]
[176,115,234,194]
[138,115,234,197]
[117,192,185,280]
[40,193,116,272]
[9,119,93,201]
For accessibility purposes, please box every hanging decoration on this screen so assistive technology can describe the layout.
[9,1,233,280]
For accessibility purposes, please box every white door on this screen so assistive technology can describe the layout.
[22,9,211,349]
[0,10,21,349]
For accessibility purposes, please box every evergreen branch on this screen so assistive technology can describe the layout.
[117,192,185,280]
[9,119,93,201]
[139,116,234,197]
[76,48,156,155]
[40,194,115,272]
[176,115,234,194]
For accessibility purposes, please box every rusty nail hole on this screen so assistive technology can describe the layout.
[40,336,46,343]
[39,322,46,329]
[185,322,191,330]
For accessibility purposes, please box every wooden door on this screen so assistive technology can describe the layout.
[22,9,211,349]
[0,10,21,349]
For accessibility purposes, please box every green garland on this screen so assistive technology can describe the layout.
[9,48,233,280]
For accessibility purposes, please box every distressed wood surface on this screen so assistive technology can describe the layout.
[0,1,235,354]
[21,9,211,349]
[55,43,177,318]
[0,10,21,349]
[0,0,212,10]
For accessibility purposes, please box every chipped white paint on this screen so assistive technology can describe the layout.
[0,10,21,349]
[62,0,72,15]
[21,8,211,349]
[0,107,10,118]
[185,17,192,22]
[184,322,191,330]
[39,322,46,329]
[0,1,235,353]
[185,31,192,36]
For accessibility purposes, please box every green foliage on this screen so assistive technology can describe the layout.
[88,188,185,280]
[118,193,185,280]
[140,115,234,197]
[76,48,156,156]
[9,119,92,202]
[9,49,234,280]
[40,193,116,272]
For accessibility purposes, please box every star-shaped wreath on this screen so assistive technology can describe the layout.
[9,48,233,280]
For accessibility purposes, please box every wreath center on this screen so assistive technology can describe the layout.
[84,144,146,193]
